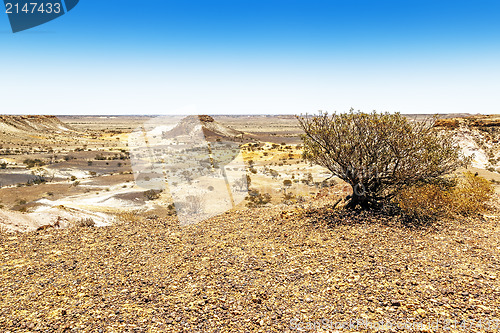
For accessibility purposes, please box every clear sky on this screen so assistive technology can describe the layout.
[1,0,499,115]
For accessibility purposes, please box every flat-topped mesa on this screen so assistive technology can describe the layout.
[163,115,243,142]
[435,115,500,129]
[434,119,460,129]
[0,115,74,133]
[198,115,215,123]
[0,115,59,121]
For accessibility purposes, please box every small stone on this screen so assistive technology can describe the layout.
[391,300,402,307]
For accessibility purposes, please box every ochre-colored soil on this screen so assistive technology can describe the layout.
[1,195,500,332]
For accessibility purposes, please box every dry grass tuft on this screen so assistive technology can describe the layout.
[74,218,95,228]
[397,172,494,221]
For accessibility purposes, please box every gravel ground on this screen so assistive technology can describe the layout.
[1,198,500,332]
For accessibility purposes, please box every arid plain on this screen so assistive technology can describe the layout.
[1,114,500,232]
[1,114,500,332]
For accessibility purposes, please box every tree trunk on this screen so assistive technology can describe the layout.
[346,193,369,209]
[345,183,374,210]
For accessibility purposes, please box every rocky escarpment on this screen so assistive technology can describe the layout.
[436,115,500,171]
[165,115,244,141]
[0,115,74,134]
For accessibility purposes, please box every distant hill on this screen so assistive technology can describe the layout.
[435,115,500,171]
[164,115,244,141]
[0,115,74,134]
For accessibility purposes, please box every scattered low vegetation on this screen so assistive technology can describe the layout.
[396,172,494,221]
[23,158,45,168]
[27,175,47,186]
[246,189,271,207]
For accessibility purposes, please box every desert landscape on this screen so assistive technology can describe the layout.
[1,113,500,331]
[0,114,337,232]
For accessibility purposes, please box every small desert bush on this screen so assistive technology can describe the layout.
[396,182,452,221]
[17,198,27,205]
[144,189,162,201]
[116,211,142,224]
[27,175,47,185]
[75,218,96,228]
[23,158,45,168]
[452,172,495,215]
[282,192,296,205]
[183,195,204,214]
[246,190,271,207]
[167,203,177,216]
[176,196,204,214]
[396,172,494,221]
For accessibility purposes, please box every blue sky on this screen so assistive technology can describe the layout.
[1,0,499,115]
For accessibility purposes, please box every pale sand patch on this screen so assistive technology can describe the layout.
[0,206,113,233]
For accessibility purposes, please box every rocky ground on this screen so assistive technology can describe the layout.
[1,194,500,332]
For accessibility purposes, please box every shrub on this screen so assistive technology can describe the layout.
[298,110,468,210]
[27,175,47,185]
[167,203,177,216]
[75,218,95,228]
[396,172,494,221]
[23,159,45,168]
[396,182,453,221]
[452,172,495,215]
[144,189,162,201]
[180,195,204,214]
[246,190,271,207]
[233,175,248,192]
[269,169,279,179]
[282,192,296,205]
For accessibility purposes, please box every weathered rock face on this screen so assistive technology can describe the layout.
[198,115,215,123]
[434,119,460,129]
[435,115,500,171]
[470,118,500,128]
[435,115,500,130]
[164,115,242,141]
[0,115,74,133]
